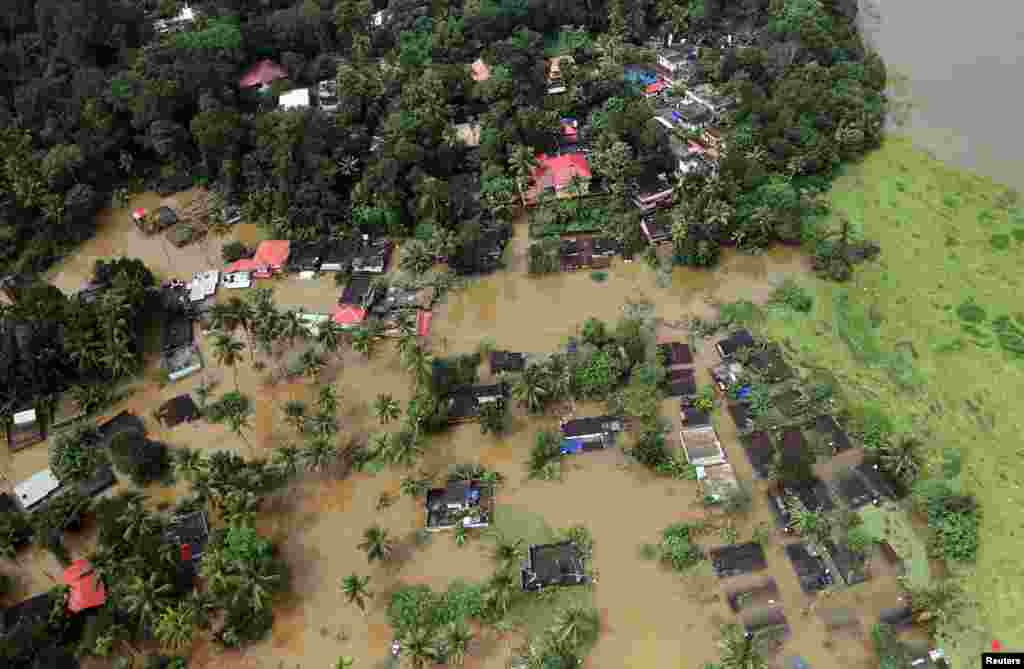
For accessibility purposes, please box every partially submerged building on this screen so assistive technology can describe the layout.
[14,469,62,513]
[162,313,202,382]
[526,153,591,205]
[710,542,767,578]
[716,329,755,358]
[559,238,613,272]
[7,407,43,452]
[785,543,834,593]
[680,424,726,466]
[351,240,393,275]
[560,415,624,452]
[520,541,587,591]
[446,383,508,423]
[425,480,493,531]
[63,560,107,614]
[658,342,694,368]
[490,350,527,374]
[164,510,210,567]
[156,394,201,428]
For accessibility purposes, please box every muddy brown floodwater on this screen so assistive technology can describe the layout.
[4,208,906,669]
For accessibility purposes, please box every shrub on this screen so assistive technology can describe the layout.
[221,241,251,263]
[769,279,813,313]
[110,432,170,486]
[658,523,704,571]
[845,525,875,555]
[50,423,107,484]
[527,430,563,480]
[911,480,979,562]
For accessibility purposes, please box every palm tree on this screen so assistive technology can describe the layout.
[544,355,572,402]
[402,345,433,390]
[512,365,549,413]
[206,303,238,334]
[339,573,373,614]
[121,572,173,634]
[490,534,524,571]
[509,144,538,207]
[226,297,256,360]
[716,623,768,669]
[302,438,339,473]
[280,309,307,349]
[373,393,401,425]
[317,319,346,359]
[402,626,438,669]
[222,391,255,457]
[317,385,339,415]
[308,411,339,439]
[358,525,394,563]
[879,437,922,485]
[212,333,246,390]
[335,657,355,669]
[272,445,302,478]
[173,448,207,483]
[483,568,518,619]
[117,494,158,543]
[350,326,375,358]
[386,428,424,468]
[282,400,307,433]
[443,622,472,666]
[231,569,281,612]
[300,348,326,381]
[550,606,599,651]
[154,600,195,651]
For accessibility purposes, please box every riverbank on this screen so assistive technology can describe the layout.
[760,134,1024,667]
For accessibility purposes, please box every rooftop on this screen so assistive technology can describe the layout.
[63,559,107,613]
[157,394,200,428]
[279,88,310,109]
[14,469,62,512]
[239,60,287,89]
[680,426,726,466]
[561,415,623,439]
[716,329,755,358]
[785,543,834,593]
[425,480,492,530]
[490,350,527,373]
[658,342,694,367]
[710,542,767,578]
[164,510,210,563]
[521,541,586,591]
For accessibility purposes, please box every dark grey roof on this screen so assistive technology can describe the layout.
[521,542,586,591]
[2,592,53,633]
[158,395,200,427]
[77,465,116,499]
[666,368,696,398]
[164,510,210,562]
[425,481,490,529]
[340,275,376,307]
[659,342,693,366]
[446,384,508,421]
[740,431,773,478]
[710,542,767,578]
[682,406,711,428]
[561,415,622,438]
[785,543,833,593]
[717,329,755,357]
[162,313,194,352]
[490,350,527,373]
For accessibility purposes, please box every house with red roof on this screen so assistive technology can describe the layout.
[471,58,491,82]
[332,305,367,329]
[225,240,290,278]
[239,60,287,90]
[63,560,106,613]
[525,153,591,205]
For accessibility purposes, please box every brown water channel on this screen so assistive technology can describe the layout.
[5,207,908,669]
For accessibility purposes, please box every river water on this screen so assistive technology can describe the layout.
[859,0,1024,190]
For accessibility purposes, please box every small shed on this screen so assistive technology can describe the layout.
[63,560,107,613]
[785,543,834,593]
[164,510,210,564]
[490,350,527,374]
[14,469,63,513]
[8,408,44,452]
[332,305,367,329]
[520,541,586,591]
[681,405,711,428]
[157,395,200,428]
[278,88,310,110]
[666,367,697,398]
[425,480,493,531]
[188,270,219,302]
[710,542,767,578]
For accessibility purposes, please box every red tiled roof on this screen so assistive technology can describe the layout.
[224,258,266,273]
[332,305,366,326]
[239,60,287,88]
[63,560,106,613]
[417,310,432,337]
[646,81,668,95]
[254,240,290,268]
[471,59,491,82]
[533,153,591,188]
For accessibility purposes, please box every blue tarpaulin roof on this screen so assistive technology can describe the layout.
[560,439,584,455]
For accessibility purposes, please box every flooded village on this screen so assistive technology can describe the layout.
[1,192,942,669]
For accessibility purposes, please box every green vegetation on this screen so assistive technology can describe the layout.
[758,136,1021,665]
[653,522,705,572]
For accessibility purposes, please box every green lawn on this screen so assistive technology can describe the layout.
[858,505,931,589]
[758,135,1024,667]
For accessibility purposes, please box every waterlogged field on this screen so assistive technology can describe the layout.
[759,135,1024,667]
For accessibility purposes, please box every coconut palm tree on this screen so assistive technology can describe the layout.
[443,621,472,666]
[302,438,339,473]
[317,385,339,415]
[512,365,549,413]
[272,445,302,478]
[282,400,307,433]
[308,410,339,439]
[358,525,394,563]
[212,333,246,390]
[154,600,195,651]
[483,568,518,619]
[335,657,356,669]
[173,448,208,483]
[879,437,922,485]
[386,428,424,468]
[280,309,307,349]
[317,319,346,359]
[401,625,437,669]
[121,572,173,634]
[350,325,375,358]
[509,144,538,207]
[300,348,326,382]
[403,345,434,390]
[340,573,372,614]
[544,355,572,402]
[374,393,401,425]
[716,623,768,669]
[549,606,599,651]
[226,297,256,360]
[221,391,255,457]
[490,534,525,571]
[231,568,281,612]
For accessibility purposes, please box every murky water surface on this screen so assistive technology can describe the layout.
[4,207,910,669]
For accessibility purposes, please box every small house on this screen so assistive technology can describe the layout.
[320,237,362,272]
[278,88,310,110]
[286,239,325,273]
[7,408,43,452]
[450,225,511,275]
[666,368,697,398]
[163,343,203,382]
[332,305,367,330]
[785,543,834,593]
[681,405,711,428]
[526,153,591,205]
[560,415,623,448]
[239,60,287,90]
[659,342,693,368]
[164,510,210,565]
[252,240,290,276]
[154,3,197,34]
[679,425,726,466]
[559,238,611,272]
[446,383,508,423]
[520,541,587,591]
[425,480,493,531]
[351,241,392,275]
[156,395,201,428]
[716,329,755,358]
[221,271,251,289]
[187,270,219,303]
[490,350,527,374]
[710,542,767,578]
[655,46,699,84]
[317,79,339,112]
[633,166,675,213]
[63,560,107,614]
[14,469,63,513]
[470,58,491,83]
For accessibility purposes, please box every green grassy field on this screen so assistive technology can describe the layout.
[758,135,1024,667]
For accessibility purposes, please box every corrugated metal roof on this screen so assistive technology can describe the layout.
[15,469,62,510]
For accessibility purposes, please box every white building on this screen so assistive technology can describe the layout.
[278,88,311,110]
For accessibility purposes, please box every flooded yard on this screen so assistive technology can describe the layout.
[3,210,910,669]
